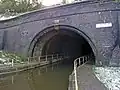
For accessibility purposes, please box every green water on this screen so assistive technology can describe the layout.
[0,61,73,90]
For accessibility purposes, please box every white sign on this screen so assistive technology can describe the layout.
[96,23,112,28]
[104,45,111,48]
[54,20,60,24]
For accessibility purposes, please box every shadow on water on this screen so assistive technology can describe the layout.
[0,59,73,90]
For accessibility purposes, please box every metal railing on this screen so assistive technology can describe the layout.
[0,53,69,69]
[27,53,69,63]
[0,61,61,87]
[74,55,90,90]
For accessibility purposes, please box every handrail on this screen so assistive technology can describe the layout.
[74,55,90,90]
[0,53,69,67]
[28,53,68,58]
[28,53,68,63]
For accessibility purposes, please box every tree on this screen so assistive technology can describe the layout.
[0,0,43,16]
[0,0,18,16]
[62,0,67,4]
[62,0,66,4]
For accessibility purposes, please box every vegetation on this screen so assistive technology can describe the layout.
[0,0,43,16]
[0,51,27,63]
[113,0,120,2]
[62,0,67,4]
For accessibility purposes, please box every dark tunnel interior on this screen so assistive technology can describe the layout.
[40,29,95,64]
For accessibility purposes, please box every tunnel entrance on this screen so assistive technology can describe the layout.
[29,26,96,64]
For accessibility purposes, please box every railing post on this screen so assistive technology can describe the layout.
[84,57,86,63]
[46,55,47,62]
[8,59,9,65]
[12,59,14,67]
[74,60,78,90]
[83,57,85,63]
[79,58,81,66]
[28,58,30,64]
[85,56,87,62]
[52,55,53,60]
[39,56,41,62]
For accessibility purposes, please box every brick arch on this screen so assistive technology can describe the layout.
[28,25,97,58]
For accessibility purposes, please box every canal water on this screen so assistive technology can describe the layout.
[0,60,73,90]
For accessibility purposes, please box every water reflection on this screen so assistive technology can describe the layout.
[0,61,73,90]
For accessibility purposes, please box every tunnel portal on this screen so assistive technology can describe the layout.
[30,26,95,63]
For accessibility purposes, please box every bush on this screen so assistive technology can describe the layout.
[0,51,27,63]
[0,0,43,16]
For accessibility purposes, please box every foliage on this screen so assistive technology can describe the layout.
[0,0,43,16]
[113,0,120,2]
[62,0,67,4]
[0,51,27,63]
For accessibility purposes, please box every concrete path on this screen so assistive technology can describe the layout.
[68,64,107,90]
[77,64,107,90]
